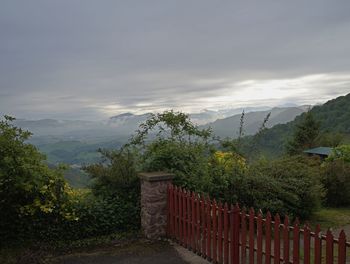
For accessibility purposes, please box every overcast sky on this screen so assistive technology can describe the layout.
[1,1,350,120]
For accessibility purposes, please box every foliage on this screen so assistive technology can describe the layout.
[131,111,324,219]
[206,155,323,219]
[286,111,320,155]
[326,144,350,163]
[82,147,141,234]
[316,132,344,148]
[84,148,140,199]
[239,93,350,158]
[0,116,76,244]
[53,190,139,240]
[246,156,323,219]
[322,145,350,206]
[130,110,213,190]
[130,110,211,146]
[0,116,139,246]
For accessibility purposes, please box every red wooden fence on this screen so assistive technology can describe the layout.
[167,184,350,264]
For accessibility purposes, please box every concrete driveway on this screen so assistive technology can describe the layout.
[51,240,209,264]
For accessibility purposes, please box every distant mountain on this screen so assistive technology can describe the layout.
[13,107,277,141]
[14,113,152,142]
[243,93,350,157]
[202,106,308,138]
[188,106,272,125]
[107,112,151,130]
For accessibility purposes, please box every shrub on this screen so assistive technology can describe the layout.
[245,156,324,219]
[322,145,350,206]
[205,155,323,219]
[82,147,141,237]
[0,116,75,245]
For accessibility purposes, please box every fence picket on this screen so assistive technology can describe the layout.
[201,195,206,257]
[326,229,333,264]
[265,212,272,264]
[191,192,196,251]
[230,204,235,264]
[187,190,191,248]
[304,224,311,264]
[196,193,201,253]
[338,230,346,264]
[174,186,179,240]
[257,211,263,264]
[183,190,187,246]
[241,208,247,264]
[274,214,281,264]
[218,202,223,264]
[179,188,183,244]
[224,203,229,264]
[213,200,218,263]
[293,219,300,264]
[233,204,240,264]
[314,224,321,264]
[283,216,290,264]
[249,208,255,264]
[207,198,212,261]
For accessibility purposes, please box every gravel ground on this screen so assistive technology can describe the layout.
[51,240,191,264]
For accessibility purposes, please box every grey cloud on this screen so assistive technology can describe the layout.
[1,0,350,119]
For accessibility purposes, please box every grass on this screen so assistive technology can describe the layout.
[309,207,350,230]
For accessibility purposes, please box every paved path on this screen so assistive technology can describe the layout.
[51,240,209,264]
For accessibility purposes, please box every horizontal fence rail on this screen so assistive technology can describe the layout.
[167,184,349,264]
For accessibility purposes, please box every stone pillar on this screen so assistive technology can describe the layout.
[139,172,175,240]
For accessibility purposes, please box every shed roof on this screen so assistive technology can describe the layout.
[303,147,333,156]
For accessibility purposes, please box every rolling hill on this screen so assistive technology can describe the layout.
[202,106,308,138]
[243,93,350,157]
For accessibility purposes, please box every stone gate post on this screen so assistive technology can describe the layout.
[139,172,175,240]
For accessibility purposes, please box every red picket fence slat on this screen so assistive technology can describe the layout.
[265,212,272,264]
[293,219,300,264]
[283,216,290,264]
[213,200,218,263]
[249,208,255,264]
[201,195,206,257]
[218,202,223,264]
[257,211,263,264]
[304,225,311,264]
[241,208,247,264]
[166,184,350,264]
[207,200,212,260]
[191,192,196,251]
[274,214,281,264]
[224,203,229,264]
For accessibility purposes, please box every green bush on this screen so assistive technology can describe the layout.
[244,156,324,219]
[0,116,140,246]
[322,145,350,206]
[132,111,324,220]
[0,116,75,245]
[82,147,141,238]
[201,155,323,219]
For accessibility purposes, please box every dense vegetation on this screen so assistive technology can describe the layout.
[0,116,139,247]
[1,94,350,257]
[241,93,350,157]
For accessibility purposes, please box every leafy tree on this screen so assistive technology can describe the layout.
[130,110,211,146]
[129,110,213,190]
[316,132,344,147]
[286,111,320,155]
[0,116,74,243]
[84,147,140,199]
[244,156,323,219]
[322,145,350,206]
